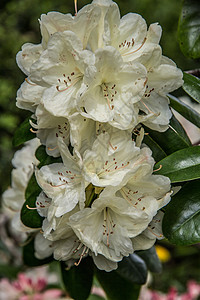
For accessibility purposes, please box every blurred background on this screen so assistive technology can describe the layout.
[0,0,199,297]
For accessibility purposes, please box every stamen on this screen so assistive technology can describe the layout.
[47,146,58,151]
[74,246,89,266]
[122,37,147,56]
[56,78,80,92]
[140,99,157,115]
[109,142,117,151]
[143,78,148,87]
[26,204,37,210]
[103,208,116,247]
[30,128,38,133]
[120,188,138,208]
[148,226,163,238]
[153,165,162,172]
[105,96,113,110]
[114,162,129,171]
[74,0,78,16]
[25,78,37,86]
[49,182,67,187]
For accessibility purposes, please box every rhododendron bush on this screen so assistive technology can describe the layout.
[1,0,200,299]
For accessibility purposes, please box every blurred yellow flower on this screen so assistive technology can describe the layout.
[155,245,171,263]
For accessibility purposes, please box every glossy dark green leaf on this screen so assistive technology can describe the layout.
[60,257,94,300]
[136,246,162,273]
[143,134,167,162]
[163,180,200,245]
[154,146,200,183]
[23,237,53,267]
[178,0,200,59]
[12,116,36,147]
[117,254,147,285]
[36,145,62,167]
[169,93,200,128]
[21,191,43,228]
[182,72,200,104]
[144,114,191,156]
[95,268,141,300]
[25,173,41,200]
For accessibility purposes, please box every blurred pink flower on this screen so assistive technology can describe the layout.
[0,272,63,300]
[139,280,200,300]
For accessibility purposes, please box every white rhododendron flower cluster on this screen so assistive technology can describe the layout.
[10,0,183,271]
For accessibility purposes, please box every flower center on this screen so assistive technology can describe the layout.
[103,207,116,247]
[56,71,82,92]
[102,83,117,111]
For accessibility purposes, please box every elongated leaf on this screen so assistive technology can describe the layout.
[12,116,36,147]
[163,180,200,245]
[169,94,200,128]
[182,72,200,104]
[21,191,43,228]
[154,146,200,183]
[117,254,147,285]
[23,237,53,267]
[60,258,94,300]
[36,145,62,167]
[178,0,200,59]
[95,268,141,300]
[136,246,162,273]
[25,173,41,199]
[143,134,167,162]
[144,114,191,155]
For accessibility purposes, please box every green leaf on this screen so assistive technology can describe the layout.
[12,116,35,147]
[21,191,43,228]
[23,237,53,267]
[60,257,94,300]
[178,0,200,59]
[154,146,200,183]
[144,114,191,155]
[25,173,41,200]
[87,295,105,300]
[182,72,200,104]
[95,268,141,300]
[136,246,162,273]
[163,180,200,245]
[169,93,200,128]
[143,134,167,162]
[117,254,147,285]
[36,145,62,167]
[0,264,21,279]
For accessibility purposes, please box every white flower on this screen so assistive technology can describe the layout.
[29,31,94,118]
[2,138,40,215]
[52,232,117,272]
[78,46,147,129]
[69,173,171,262]
[35,129,153,217]
[40,4,102,50]
[35,139,85,218]
[101,3,183,131]
[2,138,40,232]
[32,104,70,157]
[16,81,46,113]
[131,210,165,251]
[82,131,154,187]
[34,232,54,259]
